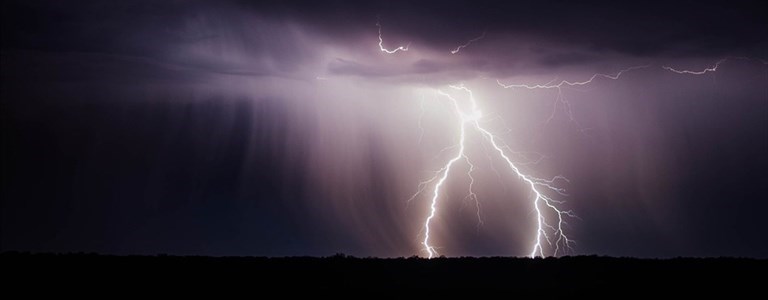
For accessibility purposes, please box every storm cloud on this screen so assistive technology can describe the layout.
[2,0,767,257]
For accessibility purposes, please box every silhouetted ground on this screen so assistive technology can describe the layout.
[2,252,765,292]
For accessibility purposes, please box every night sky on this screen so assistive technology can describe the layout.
[2,0,767,258]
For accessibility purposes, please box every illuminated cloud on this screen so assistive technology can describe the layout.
[1,0,766,257]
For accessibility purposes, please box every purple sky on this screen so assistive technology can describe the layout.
[2,0,767,257]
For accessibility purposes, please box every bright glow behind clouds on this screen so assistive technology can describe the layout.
[3,1,765,257]
[199,11,767,256]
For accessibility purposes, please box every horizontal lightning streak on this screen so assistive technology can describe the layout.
[662,58,727,75]
[496,65,649,125]
[496,65,649,89]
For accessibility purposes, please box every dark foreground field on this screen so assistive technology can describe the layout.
[2,252,765,292]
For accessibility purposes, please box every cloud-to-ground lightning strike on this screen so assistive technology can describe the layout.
[389,12,766,259]
[450,31,486,54]
[414,65,660,258]
[376,20,409,54]
[414,85,573,258]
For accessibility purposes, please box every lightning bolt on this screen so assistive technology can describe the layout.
[661,57,768,76]
[662,58,728,75]
[416,66,652,258]
[450,31,486,54]
[496,66,648,123]
[415,85,573,258]
[399,21,764,259]
[496,66,648,89]
[376,19,409,54]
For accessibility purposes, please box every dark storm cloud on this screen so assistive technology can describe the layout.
[536,52,601,68]
[2,0,767,258]
[1,0,320,81]
[241,0,768,58]
[4,0,766,77]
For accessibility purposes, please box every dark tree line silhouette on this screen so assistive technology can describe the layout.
[1,252,765,292]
